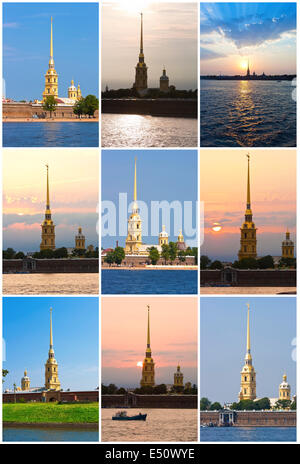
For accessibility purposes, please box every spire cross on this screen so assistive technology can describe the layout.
[147,305,150,349]
[246,153,251,209]
[140,12,143,53]
[246,303,251,354]
[50,307,53,349]
[46,164,50,210]
[50,17,53,59]
[134,157,137,202]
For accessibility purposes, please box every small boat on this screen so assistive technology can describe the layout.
[112,411,147,421]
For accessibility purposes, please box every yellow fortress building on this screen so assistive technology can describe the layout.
[40,165,56,251]
[281,230,295,259]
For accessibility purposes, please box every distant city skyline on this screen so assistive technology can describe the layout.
[102,150,198,249]
[3,149,99,252]
[102,2,197,91]
[201,3,296,76]
[200,150,296,261]
[102,297,198,388]
[3,3,98,101]
[3,297,99,391]
[201,297,296,404]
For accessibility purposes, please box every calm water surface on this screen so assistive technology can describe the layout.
[201,426,296,442]
[102,114,198,147]
[102,269,197,294]
[102,409,197,442]
[201,287,296,295]
[201,80,296,147]
[3,427,98,442]
[3,273,99,295]
[3,122,99,147]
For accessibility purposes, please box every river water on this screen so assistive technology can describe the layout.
[200,80,296,147]
[3,273,99,295]
[3,122,99,147]
[102,269,197,294]
[201,426,296,442]
[102,114,198,147]
[3,426,99,442]
[102,408,198,442]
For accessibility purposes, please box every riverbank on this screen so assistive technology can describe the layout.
[3,402,99,424]
[3,118,98,122]
[103,265,198,270]
[3,421,98,429]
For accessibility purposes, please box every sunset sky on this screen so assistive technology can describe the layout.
[201,3,296,75]
[102,2,197,90]
[200,149,296,261]
[201,297,296,404]
[3,149,99,252]
[102,297,198,388]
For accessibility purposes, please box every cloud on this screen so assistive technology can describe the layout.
[201,47,226,61]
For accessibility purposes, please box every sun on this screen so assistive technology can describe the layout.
[240,60,248,71]
[118,0,150,14]
[137,361,143,367]
[212,222,222,232]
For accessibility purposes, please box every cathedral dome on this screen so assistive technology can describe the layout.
[160,68,169,80]
[68,79,77,91]
[280,374,290,390]
[159,225,168,238]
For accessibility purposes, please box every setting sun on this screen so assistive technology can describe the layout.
[137,361,143,367]
[212,222,222,232]
[240,59,248,70]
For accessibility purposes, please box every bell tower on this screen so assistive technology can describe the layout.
[43,17,58,101]
[45,307,61,391]
[21,369,30,391]
[173,364,184,389]
[133,13,148,94]
[140,305,155,388]
[279,373,291,402]
[238,154,257,260]
[239,303,256,401]
[40,165,56,250]
[125,158,143,254]
[281,229,294,259]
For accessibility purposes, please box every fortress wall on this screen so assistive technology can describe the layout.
[102,394,197,409]
[102,99,197,118]
[102,256,196,267]
[200,269,296,286]
[3,103,99,119]
[3,390,99,403]
[200,411,296,427]
[3,258,99,274]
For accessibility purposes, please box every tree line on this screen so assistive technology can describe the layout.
[200,397,296,411]
[104,245,198,266]
[201,255,296,270]
[42,95,99,118]
[3,247,99,259]
[102,383,198,395]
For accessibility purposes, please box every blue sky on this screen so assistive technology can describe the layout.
[101,150,198,249]
[3,2,98,101]
[3,297,99,391]
[201,297,296,404]
[201,2,296,75]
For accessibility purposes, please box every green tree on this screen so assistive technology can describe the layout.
[33,249,55,259]
[53,247,68,258]
[106,383,118,394]
[83,95,99,117]
[200,255,211,270]
[275,399,291,410]
[178,250,186,263]
[290,398,296,410]
[153,384,167,395]
[116,387,126,395]
[161,244,170,264]
[105,251,115,266]
[168,242,178,263]
[72,248,86,257]
[255,397,271,410]
[2,369,9,383]
[279,257,296,269]
[148,247,160,265]
[42,95,57,118]
[210,402,222,411]
[210,260,223,270]
[257,255,274,269]
[200,397,211,411]
[73,99,85,118]
[14,251,25,259]
[233,257,258,269]
[114,247,125,265]
[3,248,16,259]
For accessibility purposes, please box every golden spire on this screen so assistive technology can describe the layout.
[140,13,144,54]
[134,157,137,202]
[50,17,53,59]
[146,304,151,354]
[46,164,50,211]
[50,307,53,350]
[246,303,251,354]
[246,153,251,210]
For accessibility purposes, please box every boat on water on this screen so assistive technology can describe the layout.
[112,411,147,421]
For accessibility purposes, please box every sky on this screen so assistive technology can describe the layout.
[102,2,197,90]
[200,149,296,261]
[3,2,99,101]
[201,297,296,404]
[3,297,99,391]
[200,2,296,75]
[102,149,198,249]
[3,149,99,252]
[102,296,197,388]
